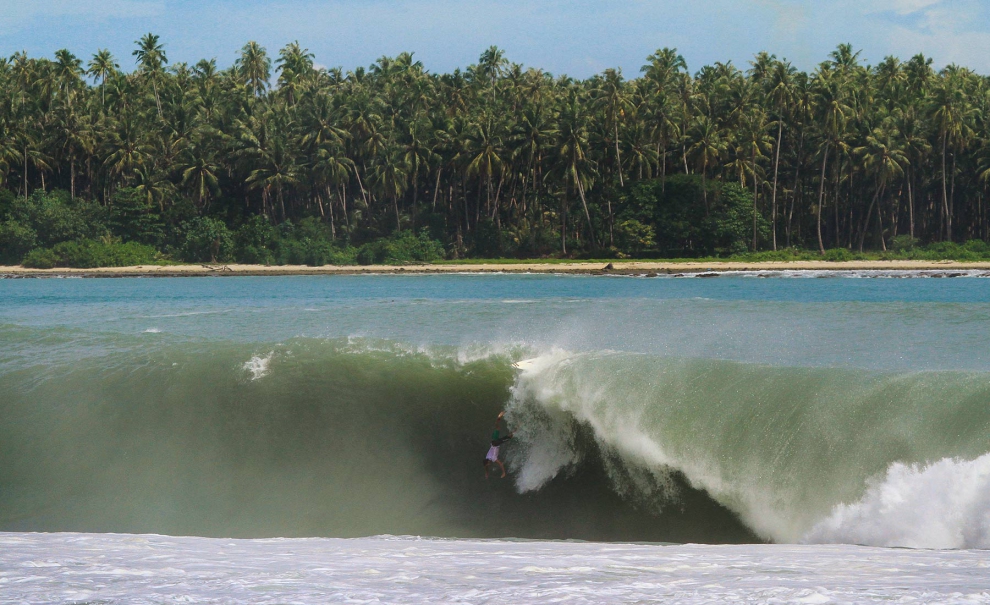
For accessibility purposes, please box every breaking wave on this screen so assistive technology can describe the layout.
[1,332,989,547]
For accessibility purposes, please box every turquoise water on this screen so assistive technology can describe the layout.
[3,274,990,369]
[2,274,990,546]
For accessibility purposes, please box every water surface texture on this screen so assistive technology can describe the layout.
[2,274,990,546]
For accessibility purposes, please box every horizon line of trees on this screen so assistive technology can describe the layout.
[2,36,990,264]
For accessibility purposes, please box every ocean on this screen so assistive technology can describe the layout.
[2,272,989,602]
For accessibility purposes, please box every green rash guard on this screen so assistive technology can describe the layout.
[492,429,500,441]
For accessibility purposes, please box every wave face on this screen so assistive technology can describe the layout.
[0,336,752,543]
[2,331,990,547]
[4,275,990,547]
[509,351,990,547]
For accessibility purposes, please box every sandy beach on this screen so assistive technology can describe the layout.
[1,259,990,277]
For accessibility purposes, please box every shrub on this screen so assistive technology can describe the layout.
[302,240,358,266]
[471,219,503,257]
[234,216,277,264]
[180,217,234,262]
[614,219,656,254]
[0,220,38,264]
[109,188,165,246]
[21,248,58,269]
[9,190,106,247]
[890,235,918,253]
[357,231,445,265]
[28,240,161,268]
[823,247,854,262]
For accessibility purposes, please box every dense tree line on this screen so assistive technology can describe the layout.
[2,36,990,265]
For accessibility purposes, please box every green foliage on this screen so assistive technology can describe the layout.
[8,190,106,248]
[179,217,234,263]
[266,217,357,266]
[889,235,918,253]
[619,175,768,257]
[234,215,277,264]
[357,230,446,265]
[109,188,165,247]
[0,220,38,264]
[823,248,858,262]
[21,248,58,269]
[8,40,990,263]
[0,189,15,220]
[470,219,503,257]
[614,219,655,254]
[22,240,159,268]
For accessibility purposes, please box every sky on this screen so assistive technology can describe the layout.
[1,0,989,78]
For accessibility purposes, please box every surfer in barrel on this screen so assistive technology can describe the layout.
[484,411,513,479]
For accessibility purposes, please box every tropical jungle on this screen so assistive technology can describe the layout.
[2,37,990,267]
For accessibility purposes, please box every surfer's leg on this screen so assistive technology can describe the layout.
[483,459,490,479]
[496,459,506,478]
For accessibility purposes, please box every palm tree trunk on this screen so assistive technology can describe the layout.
[614,122,624,187]
[816,144,829,255]
[355,166,369,208]
[941,137,950,242]
[770,120,783,251]
[877,187,887,252]
[752,149,758,251]
[858,184,880,253]
[561,195,567,255]
[907,166,915,240]
[787,128,804,248]
[949,151,956,241]
[394,195,401,231]
[574,170,597,249]
[432,168,441,211]
[341,183,349,226]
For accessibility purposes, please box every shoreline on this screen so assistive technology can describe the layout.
[3,259,990,278]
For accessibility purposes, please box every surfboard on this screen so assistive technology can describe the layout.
[512,358,539,370]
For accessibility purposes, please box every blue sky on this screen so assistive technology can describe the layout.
[1,0,989,77]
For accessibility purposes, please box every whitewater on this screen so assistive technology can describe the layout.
[2,273,990,601]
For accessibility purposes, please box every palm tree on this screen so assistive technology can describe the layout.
[594,68,631,187]
[370,145,409,231]
[275,42,314,105]
[466,118,504,223]
[930,72,974,241]
[688,115,725,213]
[855,121,906,251]
[893,104,930,239]
[764,58,796,250]
[735,107,773,250]
[555,93,598,251]
[478,46,507,103]
[235,41,271,96]
[180,146,220,207]
[812,65,850,253]
[51,104,93,199]
[53,49,83,108]
[133,33,167,118]
[87,49,119,107]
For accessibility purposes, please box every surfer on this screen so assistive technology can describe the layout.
[484,411,513,479]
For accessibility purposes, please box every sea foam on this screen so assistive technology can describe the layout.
[805,453,990,549]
